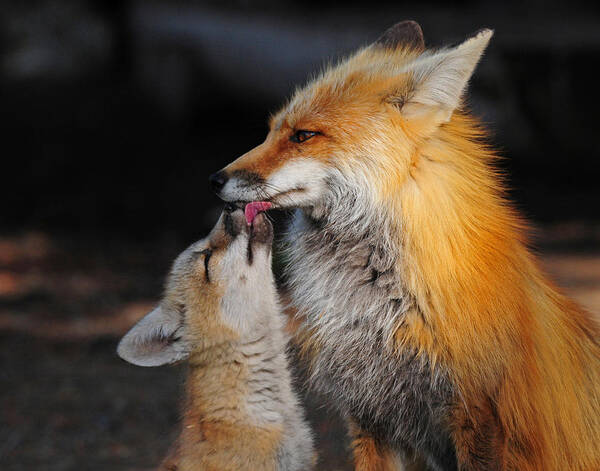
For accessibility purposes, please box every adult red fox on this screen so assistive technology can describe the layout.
[210,21,600,470]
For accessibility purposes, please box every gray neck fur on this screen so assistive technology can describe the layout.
[283,170,458,470]
[286,169,411,342]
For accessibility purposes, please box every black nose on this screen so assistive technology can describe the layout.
[209,171,228,194]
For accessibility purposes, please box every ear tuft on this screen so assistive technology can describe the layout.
[117,306,188,367]
[400,28,493,122]
[374,20,425,52]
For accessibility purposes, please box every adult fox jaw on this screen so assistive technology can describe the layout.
[117,210,315,470]
[214,21,600,471]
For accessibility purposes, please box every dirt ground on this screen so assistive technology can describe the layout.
[1,224,599,470]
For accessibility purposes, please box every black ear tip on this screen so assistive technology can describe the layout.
[375,20,425,51]
[401,20,422,31]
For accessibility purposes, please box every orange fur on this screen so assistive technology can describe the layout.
[395,113,600,469]
[348,420,401,471]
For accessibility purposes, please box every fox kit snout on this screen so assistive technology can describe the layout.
[118,208,314,470]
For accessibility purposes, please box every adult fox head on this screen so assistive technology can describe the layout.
[117,208,275,367]
[210,22,492,217]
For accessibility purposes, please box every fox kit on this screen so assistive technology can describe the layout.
[117,207,314,471]
[210,21,600,471]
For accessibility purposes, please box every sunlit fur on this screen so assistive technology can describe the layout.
[118,212,314,470]
[218,27,600,470]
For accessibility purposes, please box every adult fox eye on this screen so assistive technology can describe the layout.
[290,130,318,143]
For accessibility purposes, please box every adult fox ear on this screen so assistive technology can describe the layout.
[374,20,425,52]
[117,306,188,367]
[394,29,493,123]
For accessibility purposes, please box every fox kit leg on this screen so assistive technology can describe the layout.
[348,421,428,471]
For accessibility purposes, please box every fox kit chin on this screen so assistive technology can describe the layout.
[117,208,314,471]
[212,20,600,471]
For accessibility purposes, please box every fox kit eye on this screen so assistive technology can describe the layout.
[290,130,318,143]
[198,248,212,282]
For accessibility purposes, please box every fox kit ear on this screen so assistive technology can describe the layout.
[117,306,188,367]
[374,20,425,52]
[398,29,493,122]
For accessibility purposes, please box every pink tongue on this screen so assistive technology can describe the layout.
[244,201,272,225]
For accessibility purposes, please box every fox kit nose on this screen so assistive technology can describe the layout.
[223,208,246,237]
[209,171,228,194]
[250,212,273,246]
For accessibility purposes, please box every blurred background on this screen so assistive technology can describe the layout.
[1,1,599,469]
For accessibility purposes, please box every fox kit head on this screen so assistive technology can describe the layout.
[210,22,492,217]
[117,208,276,367]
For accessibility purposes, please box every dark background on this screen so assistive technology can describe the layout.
[1,1,599,469]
